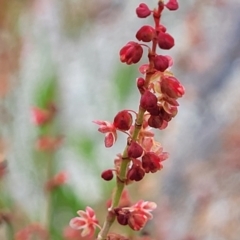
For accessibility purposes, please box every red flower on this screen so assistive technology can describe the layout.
[93,120,117,147]
[101,169,114,181]
[158,31,175,50]
[31,107,51,126]
[35,136,63,152]
[136,3,151,18]
[113,110,133,131]
[69,207,99,238]
[148,115,163,129]
[136,25,155,42]
[140,90,158,112]
[120,42,143,65]
[127,163,145,182]
[45,171,68,191]
[154,55,169,72]
[127,141,143,158]
[161,76,185,99]
[142,152,163,173]
[128,200,157,231]
[165,0,179,11]
[15,223,48,240]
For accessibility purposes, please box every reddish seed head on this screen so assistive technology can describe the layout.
[154,55,169,72]
[136,25,155,42]
[128,141,143,158]
[127,165,145,182]
[158,31,175,50]
[161,76,185,99]
[113,110,133,131]
[165,0,179,11]
[140,90,158,112]
[101,169,114,181]
[147,105,160,116]
[148,115,163,128]
[120,41,143,65]
[136,3,151,18]
[159,108,172,122]
[115,209,129,226]
[142,152,162,173]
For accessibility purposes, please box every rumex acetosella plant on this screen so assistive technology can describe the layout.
[70,0,184,239]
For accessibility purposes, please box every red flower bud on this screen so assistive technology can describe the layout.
[157,24,167,33]
[101,169,114,181]
[165,0,179,11]
[140,90,158,111]
[148,115,163,128]
[158,32,175,50]
[120,42,143,65]
[136,25,155,42]
[128,141,143,158]
[154,55,169,72]
[136,3,151,18]
[115,209,130,226]
[113,110,133,131]
[159,108,172,122]
[137,77,145,94]
[142,152,162,173]
[147,105,160,116]
[127,165,145,182]
[161,76,185,99]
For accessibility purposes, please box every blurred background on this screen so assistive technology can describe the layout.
[0,0,240,239]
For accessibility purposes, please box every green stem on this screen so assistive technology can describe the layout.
[44,152,54,236]
[97,107,145,240]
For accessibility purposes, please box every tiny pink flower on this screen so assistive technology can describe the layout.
[69,207,99,238]
[165,0,179,11]
[93,120,117,147]
[45,171,68,191]
[128,212,147,231]
[130,200,157,219]
[31,107,51,126]
[127,200,157,230]
[139,64,149,74]
[136,3,151,18]
[35,135,63,152]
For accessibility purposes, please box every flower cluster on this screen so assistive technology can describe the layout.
[70,0,183,239]
[69,207,100,238]
[115,200,157,231]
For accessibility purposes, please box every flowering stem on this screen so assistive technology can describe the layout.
[97,107,146,240]
[44,152,54,236]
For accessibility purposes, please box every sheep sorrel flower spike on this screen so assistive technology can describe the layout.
[70,0,183,239]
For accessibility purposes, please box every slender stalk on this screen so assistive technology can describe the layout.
[97,107,146,240]
[44,152,54,237]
